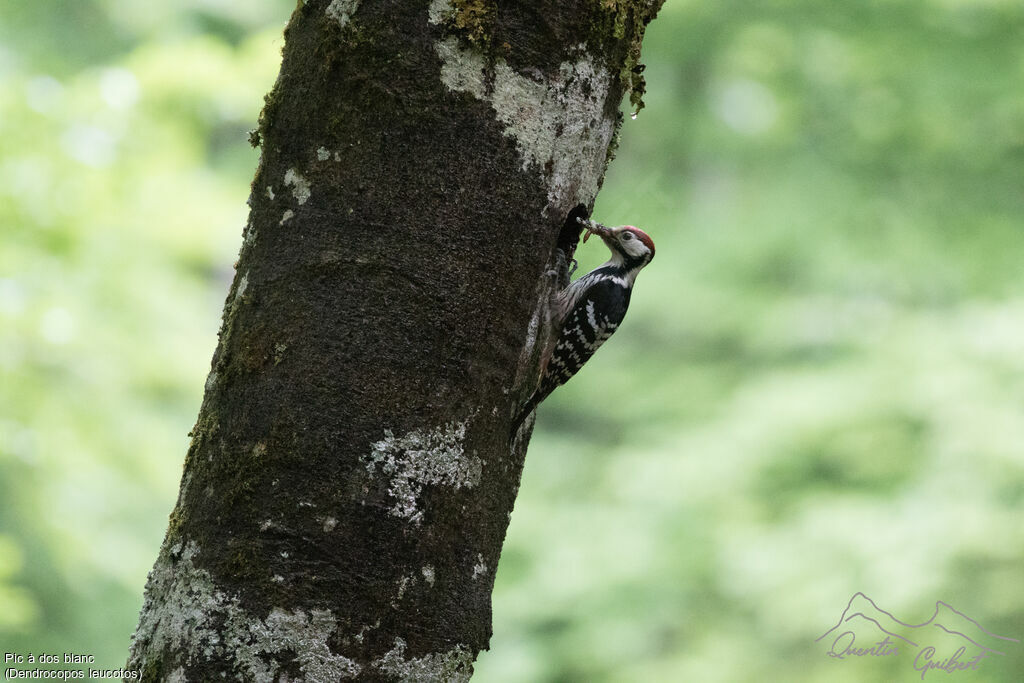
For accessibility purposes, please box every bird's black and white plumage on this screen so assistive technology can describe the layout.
[513,222,655,432]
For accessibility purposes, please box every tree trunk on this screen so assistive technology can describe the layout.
[127,0,664,679]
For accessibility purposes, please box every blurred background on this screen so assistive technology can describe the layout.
[2,0,1023,680]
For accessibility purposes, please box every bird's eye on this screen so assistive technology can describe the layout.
[621,233,633,241]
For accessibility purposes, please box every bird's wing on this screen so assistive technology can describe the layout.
[536,283,628,404]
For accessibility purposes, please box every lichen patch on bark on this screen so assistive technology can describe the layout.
[128,541,361,681]
[364,422,481,525]
[427,0,452,25]
[326,0,361,29]
[245,608,361,681]
[471,554,488,579]
[421,565,436,586]
[371,638,473,683]
[430,3,616,217]
[233,271,249,303]
[283,168,311,205]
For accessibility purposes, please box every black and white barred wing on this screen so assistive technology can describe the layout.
[536,283,629,403]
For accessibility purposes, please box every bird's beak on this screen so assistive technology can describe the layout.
[578,218,615,243]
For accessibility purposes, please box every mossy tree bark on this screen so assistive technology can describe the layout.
[128,0,664,679]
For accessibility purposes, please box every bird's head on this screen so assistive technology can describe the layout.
[583,222,655,267]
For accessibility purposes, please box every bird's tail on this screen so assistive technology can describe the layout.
[509,393,540,441]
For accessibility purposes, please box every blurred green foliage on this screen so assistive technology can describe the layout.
[2,1,1022,680]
